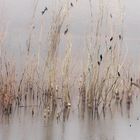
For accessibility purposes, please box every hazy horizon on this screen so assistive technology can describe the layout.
[0,0,140,66]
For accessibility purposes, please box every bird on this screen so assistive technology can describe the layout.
[42,11,45,15]
[32,108,34,116]
[119,34,122,40]
[41,7,48,15]
[130,77,133,82]
[64,28,68,35]
[100,54,103,62]
[110,37,113,42]
[117,72,120,77]
[70,2,73,7]
[109,46,112,50]
[97,61,100,66]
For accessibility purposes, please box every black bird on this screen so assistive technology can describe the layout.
[42,11,45,15]
[32,108,34,116]
[64,28,68,35]
[110,37,113,42]
[130,77,133,82]
[41,7,48,15]
[97,61,100,66]
[109,46,112,50]
[70,2,73,7]
[100,54,103,61]
[119,34,122,40]
[117,72,120,77]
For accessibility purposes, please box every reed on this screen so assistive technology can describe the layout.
[0,0,139,120]
[78,0,135,117]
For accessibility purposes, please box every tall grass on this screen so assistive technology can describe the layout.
[0,0,139,120]
[78,0,136,117]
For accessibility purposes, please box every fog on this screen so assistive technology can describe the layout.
[0,0,140,64]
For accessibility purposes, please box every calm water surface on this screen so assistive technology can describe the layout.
[0,96,140,140]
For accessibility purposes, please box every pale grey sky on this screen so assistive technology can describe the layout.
[0,0,139,38]
[0,0,140,62]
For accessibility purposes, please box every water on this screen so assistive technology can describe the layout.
[0,95,140,140]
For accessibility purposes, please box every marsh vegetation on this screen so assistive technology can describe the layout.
[0,0,140,140]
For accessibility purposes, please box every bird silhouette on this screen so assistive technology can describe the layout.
[42,11,45,15]
[119,35,122,40]
[70,2,73,7]
[41,7,48,15]
[117,72,120,77]
[97,61,100,66]
[110,37,113,42]
[32,108,34,116]
[109,46,112,50]
[100,54,103,61]
[64,28,68,35]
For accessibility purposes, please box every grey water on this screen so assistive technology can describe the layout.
[0,96,140,140]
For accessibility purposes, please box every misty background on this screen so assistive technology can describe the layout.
[0,0,140,69]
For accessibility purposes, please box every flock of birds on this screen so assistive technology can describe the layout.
[40,1,123,41]
[29,1,134,118]
[41,2,74,15]
[41,2,76,35]
[40,2,125,81]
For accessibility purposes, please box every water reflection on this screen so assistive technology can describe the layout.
[0,96,140,140]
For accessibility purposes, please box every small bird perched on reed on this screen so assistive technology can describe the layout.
[97,61,100,66]
[109,46,112,50]
[64,28,68,35]
[119,34,122,40]
[100,54,103,62]
[130,77,133,83]
[117,72,120,77]
[42,7,48,15]
[110,37,113,42]
[32,108,34,116]
[70,2,73,7]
